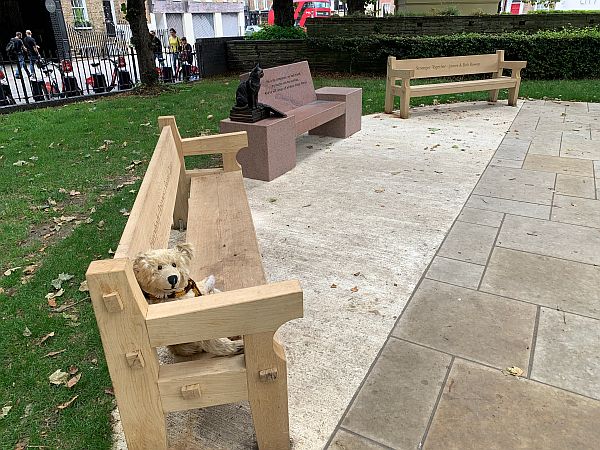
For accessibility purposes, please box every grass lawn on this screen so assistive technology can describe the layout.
[0,76,598,449]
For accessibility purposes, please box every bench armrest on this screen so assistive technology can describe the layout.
[501,61,527,74]
[145,280,303,346]
[390,69,415,79]
[181,132,248,157]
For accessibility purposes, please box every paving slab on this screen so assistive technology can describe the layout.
[555,174,596,199]
[424,360,600,450]
[473,166,555,205]
[342,339,451,449]
[528,133,562,157]
[465,194,550,219]
[480,247,600,318]
[329,430,388,450]
[425,256,485,289]
[437,220,498,265]
[551,194,600,228]
[532,308,600,399]
[457,207,504,227]
[493,137,530,161]
[489,157,523,168]
[561,135,600,160]
[497,214,600,265]
[522,154,594,177]
[392,279,536,370]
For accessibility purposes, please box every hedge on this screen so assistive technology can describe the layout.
[308,27,600,79]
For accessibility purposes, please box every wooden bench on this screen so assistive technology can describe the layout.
[86,116,303,450]
[220,61,362,181]
[384,50,527,119]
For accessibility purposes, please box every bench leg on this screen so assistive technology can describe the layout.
[489,89,500,103]
[508,81,520,106]
[399,89,410,119]
[384,79,394,114]
[311,88,362,138]
[245,332,290,450]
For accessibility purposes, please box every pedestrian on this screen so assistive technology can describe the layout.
[179,37,193,81]
[168,28,180,73]
[149,30,163,67]
[6,32,30,79]
[23,30,40,79]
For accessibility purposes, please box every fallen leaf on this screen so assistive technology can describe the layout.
[44,349,66,358]
[4,267,22,276]
[68,365,79,375]
[20,404,33,419]
[51,273,74,290]
[62,312,78,322]
[23,327,32,337]
[350,286,359,293]
[47,297,57,308]
[330,283,337,288]
[503,366,524,377]
[78,281,89,292]
[119,208,130,216]
[268,198,277,203]
[353,272,361,277]
[108,248,115,255]
[104,387,115,396]
[60,215,76,222]
[46,289,64,301]
[69,190,81,196]
[49,369,69,385]
[66,373,81,388]
[13,160,28,166]
[22,264,38,275]
[57,395,78,410]
[0,405,12,419]
[38,331,55,345]
[140,122,151,127]
[207,114,214,120]
[374,189,385,193]
[97,220,105,228]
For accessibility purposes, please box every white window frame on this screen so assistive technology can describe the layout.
[71,0,92,29]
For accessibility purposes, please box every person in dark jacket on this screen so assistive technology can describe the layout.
[179,37,193,81]
[149,30,163,67]
[7,32,30,79]
[23,30,40,78]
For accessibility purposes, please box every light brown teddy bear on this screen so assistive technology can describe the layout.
[133,243,243,357]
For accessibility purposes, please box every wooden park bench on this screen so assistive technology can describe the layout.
[86,116,303,450]
[384,50,527,119]
[220,61,362,181]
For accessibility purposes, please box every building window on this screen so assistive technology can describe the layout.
[72,0,92,28]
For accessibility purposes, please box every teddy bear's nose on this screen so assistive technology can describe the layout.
[167,275,178,287]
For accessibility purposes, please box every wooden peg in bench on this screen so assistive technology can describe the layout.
[125,351,145,369]
[259,368,278,382]
[181,383,202,400]
[102,291,124,313]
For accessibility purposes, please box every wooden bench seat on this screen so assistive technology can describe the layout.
[221,61,362,181]
[86,116,303,450]
[385,50,527,119]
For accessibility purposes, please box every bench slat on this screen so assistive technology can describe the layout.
[402,77,517,98]
[115,127,181,259]
[292,100,345,136]
[392,53,500,79]
[187,171,265,289]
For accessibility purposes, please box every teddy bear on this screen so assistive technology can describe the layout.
[132,242,243,357]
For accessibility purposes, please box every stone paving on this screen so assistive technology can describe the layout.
[327,101,600,449]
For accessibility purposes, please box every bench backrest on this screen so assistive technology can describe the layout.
[391,51,504,79]
[114,126,181,259]
[253,61,317,112]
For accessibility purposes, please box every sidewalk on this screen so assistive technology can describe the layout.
[328,101,600,449]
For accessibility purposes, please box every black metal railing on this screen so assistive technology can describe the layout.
[1,29,200,108]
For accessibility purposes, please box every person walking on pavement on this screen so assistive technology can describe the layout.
[23,30,40,79]
[6,32,30,79]
[168,28,181,74]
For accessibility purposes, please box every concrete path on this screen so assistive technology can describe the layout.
[328,101,600,450]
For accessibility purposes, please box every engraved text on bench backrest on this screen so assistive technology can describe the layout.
[114,126,181,259]
[394,54,500,79]
[256,61,317,112]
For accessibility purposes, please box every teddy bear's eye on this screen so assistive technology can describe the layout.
[157,265,162,270]
[172,263,177,268]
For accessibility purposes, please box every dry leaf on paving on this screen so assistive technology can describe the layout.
[1,405,12,419]
[49,369,69,385]
[78,281,89,292]
[353,272,361,276]
[330,283,337,288]
[66,373,82,389]
[350,286,359,293]
[374,189,385,193]
[23,327,32,337]
[38,332,55,345]
[44,349,66,358]
[503,366,524,377]
[57,395,78,410]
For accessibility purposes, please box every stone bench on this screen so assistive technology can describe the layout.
[384,50,527,119]
[220,61,362,181]
[86,116,303,449]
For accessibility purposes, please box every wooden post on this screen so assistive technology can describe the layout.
[244,332,290,450]
[158,116,190,229]
[489,50,504,103]
[384,56,396,114]
[399,78,411,119]
[87,259,167,450]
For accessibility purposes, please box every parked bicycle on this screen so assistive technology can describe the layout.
[106,56,132,91]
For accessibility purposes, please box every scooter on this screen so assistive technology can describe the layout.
[0,66,16,106]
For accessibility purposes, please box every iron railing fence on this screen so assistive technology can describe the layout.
[0,45,200,108]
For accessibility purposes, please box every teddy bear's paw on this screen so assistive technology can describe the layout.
[201,338,244,356]
[199,275,217,295]
[168,342,203,357]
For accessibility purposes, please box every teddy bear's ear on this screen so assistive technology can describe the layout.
[176,243,194,260]
[132,253,147,273]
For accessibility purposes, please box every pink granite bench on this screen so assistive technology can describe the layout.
[220,61,362,181]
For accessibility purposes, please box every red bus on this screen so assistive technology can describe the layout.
[268,0,331,28]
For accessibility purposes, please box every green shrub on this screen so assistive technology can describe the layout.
[308,27,600,79]
[247,25,306,40]
[437,6,461,16]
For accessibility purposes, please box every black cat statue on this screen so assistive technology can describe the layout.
[229,63,286,123]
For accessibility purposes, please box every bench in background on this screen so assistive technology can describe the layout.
[384,50,527,119]
[221,61,362,181]
[86,116,303,449]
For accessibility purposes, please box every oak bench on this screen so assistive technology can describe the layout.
[384,50,527,119]
[86,116,303,450]
[221,61,362,181]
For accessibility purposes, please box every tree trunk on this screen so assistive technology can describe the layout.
[347,0,365,15]
[273,0,294,27]
[126,0,158,86]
